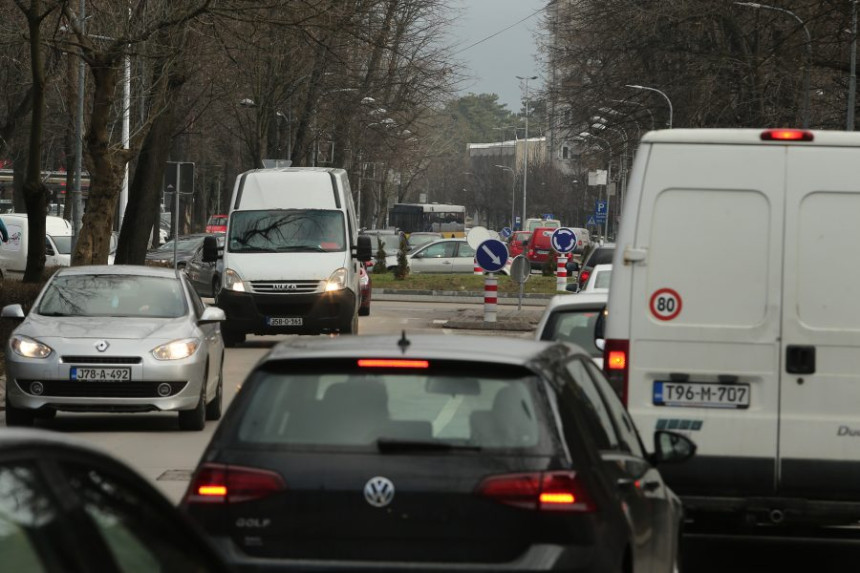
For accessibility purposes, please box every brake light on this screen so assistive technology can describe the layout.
[184,463,286,505]
[760,129,813,142]
[357,359,429,369]
[579,270,591,285]
[604,339,630,405]
[477,471,595,512]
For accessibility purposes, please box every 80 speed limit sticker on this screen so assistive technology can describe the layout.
[650,288,682,321]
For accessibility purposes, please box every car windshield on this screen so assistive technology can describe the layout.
[36,274,188,318]
[155,237,203,253]
[544,309,603,357]
[230,209,345,253]
[234,365,550,452]
[50,235,72,255]
[593,269,611,289]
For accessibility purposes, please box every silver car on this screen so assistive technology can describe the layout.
[2,265,226,431]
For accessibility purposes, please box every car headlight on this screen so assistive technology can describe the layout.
[10,335,53,359]
[325,267,348,292]
[152,338,200,360]
[224,268,247,292]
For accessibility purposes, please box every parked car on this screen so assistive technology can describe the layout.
[205,213,228,233]
[407,238,477,273]
[582,263,612,293]
[508,230,532,258]
[359,263,371,316]
[182,333,694,572]
[0,428,234,572]
[535,292,609,367]
[577,242,615,291]
[406,231,444,250]
[145,233,211,269]
[186,234,225,298]
[2,263,226,431]
[362,229,406,271]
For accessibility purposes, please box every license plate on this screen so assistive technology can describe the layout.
[653,381,750,409]
[70,367,131,381]
[267,317,303,326]
[537,249,549,255]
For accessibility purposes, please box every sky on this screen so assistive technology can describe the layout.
[449,0,547,112]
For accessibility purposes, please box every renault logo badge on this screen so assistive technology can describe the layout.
[363,476,395,508]
[95,340,110,352]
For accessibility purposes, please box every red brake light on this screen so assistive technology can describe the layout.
[184,463,286,505]
[579,270,591,284]
[604,339,630,405]
[357,359,429,369]
[477,471,595,512]
[761,129,813,142]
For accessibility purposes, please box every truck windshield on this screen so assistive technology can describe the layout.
[229,209,346,253]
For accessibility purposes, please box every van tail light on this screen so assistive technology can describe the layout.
[183,463,286,505]
[604,339,630,405]
[760,128,813,142]
[476,471,596,512]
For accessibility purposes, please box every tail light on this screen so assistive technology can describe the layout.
[476,471,596,512]
[604,339,630,405]
[579,269,591,286]
[183,463,286,505]
[760,128,813,142]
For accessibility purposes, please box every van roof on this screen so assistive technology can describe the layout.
[642,128,860,146]
[235,168,345,211]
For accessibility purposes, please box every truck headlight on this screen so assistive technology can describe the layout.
[152,338,200,360]
[325,267,348,292]
[224,269,247,292]
[10,335,53,359]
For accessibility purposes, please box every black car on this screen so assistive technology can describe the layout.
[145,233,211,269]
[0,428,233,573]
[576,242,616,291]
[182,333,694,572]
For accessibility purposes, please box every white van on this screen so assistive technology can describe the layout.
[0,214,73,279]
[217,168,372,345]
[604,128,860,529]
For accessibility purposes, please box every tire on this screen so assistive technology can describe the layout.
[211,276,220,299]
[358,304,370,317]
[205,357,224,421]
[178,374,206,431]
[5,395,34,427]
[342,310,359,334]
[222,327,245,348]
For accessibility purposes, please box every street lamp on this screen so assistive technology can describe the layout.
[625,84,673,129]
[733,2,811,129]
[516,75,538,222]
[494,164,516,229]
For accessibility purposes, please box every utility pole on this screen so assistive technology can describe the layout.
[516,75,538,223]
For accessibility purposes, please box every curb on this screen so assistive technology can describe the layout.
[373,288,556,300]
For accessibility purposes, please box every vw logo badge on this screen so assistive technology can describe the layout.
[95,340,110,352]
[363,476,395,508]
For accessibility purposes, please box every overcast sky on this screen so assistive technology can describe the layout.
[449,0,546,112]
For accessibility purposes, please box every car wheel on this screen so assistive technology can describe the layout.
[178,373,206,431]
[205,357,224,421]
[5,395,34,427]
[222,327,245,348]
[358,303,370,317]
[211,276,220,299]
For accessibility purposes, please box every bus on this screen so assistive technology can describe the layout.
[388,203,466,237]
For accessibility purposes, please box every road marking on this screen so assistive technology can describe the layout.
[433,319,448,325]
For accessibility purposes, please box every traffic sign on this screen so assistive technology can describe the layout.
[509,255,531,284]
[466,226,492,249]
[550,227,577,253]
[500,227,513,239]
[587,215,597,226]
[475,239,509,273]
[595,201,607,215]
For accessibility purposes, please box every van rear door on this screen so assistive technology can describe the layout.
[627,142,785,498]
[779,145,860,500]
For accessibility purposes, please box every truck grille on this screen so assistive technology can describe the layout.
[251,280,322,294]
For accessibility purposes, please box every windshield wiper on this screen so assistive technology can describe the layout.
[38,312,74,317]
[376,438,482,453]
[279,245,327,253]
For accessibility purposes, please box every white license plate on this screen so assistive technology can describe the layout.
[653,381,750,409]
[267,317,303,326]
[536,249,549,255]
[70,367,131,381]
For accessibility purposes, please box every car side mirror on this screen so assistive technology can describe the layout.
[355,235,373,262]
[651,430,697,465]
[199,306,226,325]
[1,303,25,319]
[202,235,219,263]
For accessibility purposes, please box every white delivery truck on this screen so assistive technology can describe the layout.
[216,168,372,345]
[0,214,73,279]
[603,128,860,530]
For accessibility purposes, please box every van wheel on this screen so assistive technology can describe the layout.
[211,276,220,299]
[222,327,245,347]
[178,378,206,431]
[340,311,359,334]
[5,395,34,427]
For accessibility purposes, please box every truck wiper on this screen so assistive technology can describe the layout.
[376,438,482,453]
[279,245,327,253]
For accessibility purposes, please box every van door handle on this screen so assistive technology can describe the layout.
[786,345,816,374]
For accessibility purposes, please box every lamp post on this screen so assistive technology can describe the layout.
[733,2,811,129]
[625,84,673,129]
[494,164,516,229]
[575,133,612,240]
[516,75,538,222]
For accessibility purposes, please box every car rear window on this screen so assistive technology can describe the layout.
[590,247,615,266]
[541,309,602,357]
[231,361,553,453]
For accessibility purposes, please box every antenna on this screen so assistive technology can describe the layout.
[398,330,410,353]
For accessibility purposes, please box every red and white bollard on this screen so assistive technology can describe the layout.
[557,255,568,291]
[484,273,497,323]
[474,257,483,276]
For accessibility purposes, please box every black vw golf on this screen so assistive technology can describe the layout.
[182,334,694,572]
